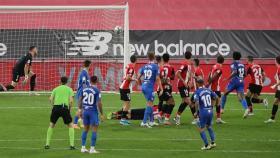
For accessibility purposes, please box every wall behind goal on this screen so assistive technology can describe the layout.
[0,59,277,93]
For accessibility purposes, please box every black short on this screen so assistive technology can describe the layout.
[158,84,173,101]
[248,83,262,95]
[50,106,72,124]
[191,93,195,103]
[275,90,280,100]
[12,68,24,83]
[214,91,221,98]
[119,88,131,101]
[178,86,190,98]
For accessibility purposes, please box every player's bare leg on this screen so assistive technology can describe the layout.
[265,98,279,123]
[120,101,131,125]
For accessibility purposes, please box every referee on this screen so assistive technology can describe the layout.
[45,76,75,150]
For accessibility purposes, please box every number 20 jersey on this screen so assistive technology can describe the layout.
[82,86,101,111]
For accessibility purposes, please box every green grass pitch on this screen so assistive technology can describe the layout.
[0,93,279,158]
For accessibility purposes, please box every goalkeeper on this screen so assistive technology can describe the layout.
[107,105,160,120]
[0,46,38,94]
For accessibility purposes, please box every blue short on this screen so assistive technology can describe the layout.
[198,110,213,128]
[82,110,99,126]
[142,84,155,102]
[226,79,244,93]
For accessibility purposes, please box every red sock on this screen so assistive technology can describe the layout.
[165,114,170,119]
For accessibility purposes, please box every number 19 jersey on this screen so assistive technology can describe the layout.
[227,61,246,93]
[139,62,159,101]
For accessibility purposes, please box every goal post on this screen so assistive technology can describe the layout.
[0,4,130,93]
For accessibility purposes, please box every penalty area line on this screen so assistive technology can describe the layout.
[0,146,279,153]
[0,106,271,111]
[0,138,280,142]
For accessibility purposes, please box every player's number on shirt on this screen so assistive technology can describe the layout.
[201,94,212,107]
[144,69,152,80]
[163,67,168,78]
[238,67,245,78]
[83,92,95,105]
[253,67,262,84]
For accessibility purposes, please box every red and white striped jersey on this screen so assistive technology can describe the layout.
[247,63,264,86]
[160,63,175,85]
[193,66,204,90]
[119,63,135,89]
[177,60,192,88]
[209,63,223,91]
[276,67,280,90]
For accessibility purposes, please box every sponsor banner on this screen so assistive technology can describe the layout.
[0,60,277,93]
[0,30,280,59]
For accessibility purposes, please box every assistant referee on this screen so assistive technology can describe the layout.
[45,76,75,150]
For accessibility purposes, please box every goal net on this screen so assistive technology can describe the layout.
[0,5,129,93]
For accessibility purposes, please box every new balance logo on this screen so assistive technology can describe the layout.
[67,32,112,56]
[0,43,7,56]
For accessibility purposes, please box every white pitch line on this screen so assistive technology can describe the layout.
[0,138,279,142]
[0,146,279,153]
[0,106,270,111]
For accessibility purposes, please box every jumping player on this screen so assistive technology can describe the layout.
[73,60,92,129]
[157,53,175,125]
[119,55,137,126]
[190,58,204,124]
[79,76,103,154]
[173,51,195,125]
[137,52,163,128]
[220,51,249,118]
[264,55,280,123]
[207,55,226,124]
[194,79,217,150]
[0,46,38,94]
[245,56,268,115]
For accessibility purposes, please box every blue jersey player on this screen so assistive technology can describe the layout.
[220,52,249,118]
[193,79,217,150]
[137,52,163,128]
[78,76,104,154]
[73,60,91,129]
